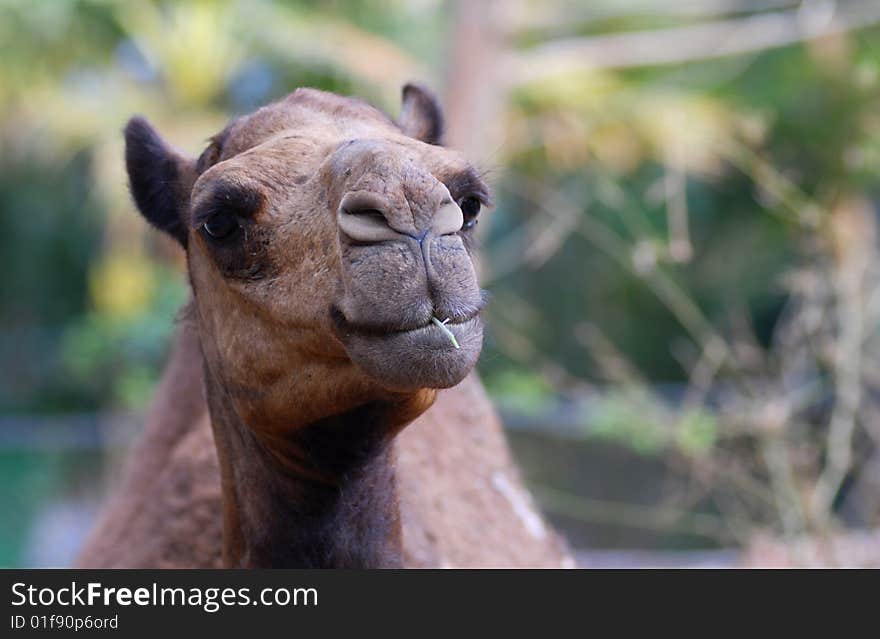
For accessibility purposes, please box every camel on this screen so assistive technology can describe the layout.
[77,85,572,567]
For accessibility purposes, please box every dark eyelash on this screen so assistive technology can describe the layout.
[444,168,493,207]
[191,183,263,229]
[468,189,492,208]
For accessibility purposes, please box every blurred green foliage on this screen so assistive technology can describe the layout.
[2,0,880,563]
[2,2,880,545]
[0,0,442,413]
[0,452,63,566]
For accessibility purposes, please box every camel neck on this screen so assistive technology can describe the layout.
[203,367,404,568]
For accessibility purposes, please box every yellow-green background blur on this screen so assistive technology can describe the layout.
[3,0,880,566]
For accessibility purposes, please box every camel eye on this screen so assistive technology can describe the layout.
[202,211,239,240]
[459,196,481,230]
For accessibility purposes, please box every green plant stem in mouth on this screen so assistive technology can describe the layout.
[431,317,460,349]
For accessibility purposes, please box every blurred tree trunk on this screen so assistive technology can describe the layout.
[441,0,505,164]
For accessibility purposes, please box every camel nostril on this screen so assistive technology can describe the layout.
[347,208,386,221]
[337,191,401,243]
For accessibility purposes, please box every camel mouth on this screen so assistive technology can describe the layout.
[329,307,484,391]
[329,305,483,339]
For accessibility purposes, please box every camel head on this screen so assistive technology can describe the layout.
[124,86,489,429]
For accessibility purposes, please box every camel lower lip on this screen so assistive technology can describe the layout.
[358,316,481,348]
[330,306,481,342]
[336,315,483,391]
[409,316,475,345]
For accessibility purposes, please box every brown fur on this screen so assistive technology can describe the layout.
[78,324,571,567]
[77,87,572,568]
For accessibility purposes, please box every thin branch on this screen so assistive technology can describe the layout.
[811,207,871,524]
[502,0,802,36]
[506,2,880,83]
[760,428,809,541]
[505,172,730,356]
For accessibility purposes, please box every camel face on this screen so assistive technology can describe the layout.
[126,87,490,427]
[325,136,487,392]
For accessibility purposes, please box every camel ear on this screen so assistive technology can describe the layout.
[124,116,196,247]
[398,83,444,145]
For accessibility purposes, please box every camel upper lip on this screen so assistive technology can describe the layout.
[330,304,483,339]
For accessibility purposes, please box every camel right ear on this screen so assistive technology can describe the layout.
[398,83,444,145]
[124,116,196,247]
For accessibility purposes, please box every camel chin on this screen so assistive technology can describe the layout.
[335,315,483,391]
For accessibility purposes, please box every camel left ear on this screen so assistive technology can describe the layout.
[398,83,444,145]
[124,116,197,247]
